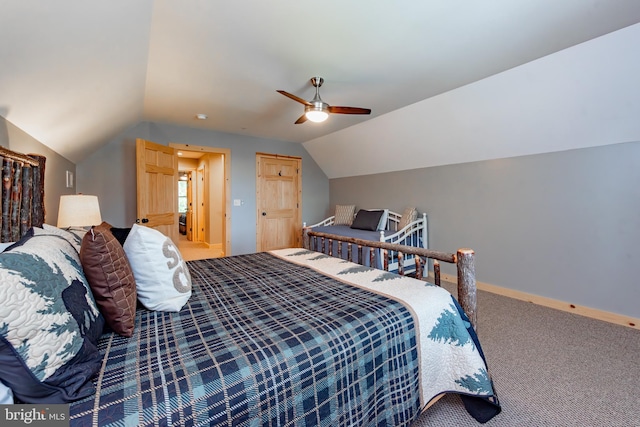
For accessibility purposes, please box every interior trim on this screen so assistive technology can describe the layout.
[437,272,639,330]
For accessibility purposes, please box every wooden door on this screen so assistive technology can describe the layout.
[135,138,178,243]
[186,171,193,241]
[196,167,205,243]
[256,153,301,251]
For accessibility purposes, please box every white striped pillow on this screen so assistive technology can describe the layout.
[334,205,356,226]
[398,207,418,230]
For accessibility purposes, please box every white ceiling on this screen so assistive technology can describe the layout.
[2,1,640,164]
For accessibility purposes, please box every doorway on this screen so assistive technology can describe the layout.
[171,143,231,260]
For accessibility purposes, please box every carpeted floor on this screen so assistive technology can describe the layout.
[411,282,640,426]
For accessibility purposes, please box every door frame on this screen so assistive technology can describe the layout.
[170,143,231,256]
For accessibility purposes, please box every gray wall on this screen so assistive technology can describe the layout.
[0,116,76,226]
[77,121,329,255]
[329,141,640,319]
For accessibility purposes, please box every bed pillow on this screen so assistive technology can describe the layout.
[334,204,356,226]
[0,242,15,252]
[33,223,84,253]
[376,209,389,231]
[80,222,137,337]
[123,224,192,312]
[350,209,385,231]
[0,381,13,404]
[398,207,418,230]
[109,226,132,247]
[0,230,104,403]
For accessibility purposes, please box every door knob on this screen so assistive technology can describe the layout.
[262,212,267,216]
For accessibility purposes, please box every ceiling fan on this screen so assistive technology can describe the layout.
[277,77,371,124]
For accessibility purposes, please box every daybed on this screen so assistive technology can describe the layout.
[0,147,500,426]
[303,205,428,274]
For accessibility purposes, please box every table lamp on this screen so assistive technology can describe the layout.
[57,195,102,228]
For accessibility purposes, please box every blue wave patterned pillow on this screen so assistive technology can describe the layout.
[0,229,104,403]
[33,224,84,253]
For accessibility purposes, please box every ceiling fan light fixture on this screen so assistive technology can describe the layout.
[305,106,329,123]
[278,77,371,124]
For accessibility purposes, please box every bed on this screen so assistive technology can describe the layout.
[0,147,500,425]
[303,206,428,275]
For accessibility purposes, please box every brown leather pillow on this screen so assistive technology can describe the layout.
[80,222,137,337]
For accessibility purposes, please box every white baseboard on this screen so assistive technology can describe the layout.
[437,272,639,330]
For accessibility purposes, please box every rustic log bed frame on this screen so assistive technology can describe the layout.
[0,146,45,243]
[303,227,479,330]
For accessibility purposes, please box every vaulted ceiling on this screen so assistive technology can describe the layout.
[2,1,640,164]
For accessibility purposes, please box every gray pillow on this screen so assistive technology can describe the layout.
[350,209,385,231]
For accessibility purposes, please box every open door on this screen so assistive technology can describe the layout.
[186,171,194,241]
[135,138,179,243]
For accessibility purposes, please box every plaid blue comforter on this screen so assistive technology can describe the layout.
[69,250,499,426]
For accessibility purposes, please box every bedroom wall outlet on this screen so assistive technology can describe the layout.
[65,171,74,188]
[233,199,242,206]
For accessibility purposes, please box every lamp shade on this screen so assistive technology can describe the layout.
[57,195,102,228]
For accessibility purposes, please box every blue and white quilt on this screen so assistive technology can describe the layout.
[69,249,499,426]
[275,249,499,421]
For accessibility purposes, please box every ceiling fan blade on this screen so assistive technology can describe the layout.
[328,106,372,115]
[294,114,308,124]
[277,90,312,106]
